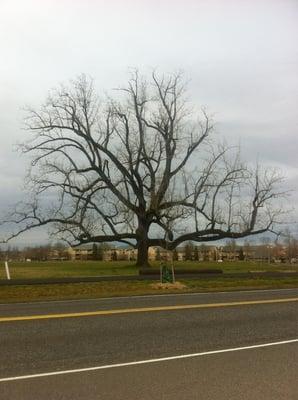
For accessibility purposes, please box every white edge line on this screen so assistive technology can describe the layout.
[1,339,297,383]
[0,287,297,306]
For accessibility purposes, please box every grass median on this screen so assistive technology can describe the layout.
[1,276,298,303]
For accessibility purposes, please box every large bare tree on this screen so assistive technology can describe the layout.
[1,71,284,267]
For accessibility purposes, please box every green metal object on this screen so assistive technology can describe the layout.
[161,264,174,283]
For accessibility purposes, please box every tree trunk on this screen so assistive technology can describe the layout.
[135,219,150,268]
[136,239,150,268]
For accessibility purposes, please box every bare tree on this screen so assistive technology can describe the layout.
[283,229,298,261]
[0,71,285,267]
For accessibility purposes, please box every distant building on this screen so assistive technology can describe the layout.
[68,244,95,261]
[68,244,138,261]
[67,243,295,263]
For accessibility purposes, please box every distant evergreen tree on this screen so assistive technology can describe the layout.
[112,250,118,261]
[199,244,209,261]
[184,242,193,261]
[239,247,245,261]
[213,249,217,261]
[193,246,199,261]
[92,243,98,260]
[93,243,103,260]
[172,249,178,261]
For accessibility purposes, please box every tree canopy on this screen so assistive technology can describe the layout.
[1,71,285,266]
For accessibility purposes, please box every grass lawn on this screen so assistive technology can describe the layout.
[0,276,297,303]
[0,260,138,279]
[0,259,298,280]
[167,260,298,273]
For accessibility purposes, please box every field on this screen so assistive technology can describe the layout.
[1,259,298,280]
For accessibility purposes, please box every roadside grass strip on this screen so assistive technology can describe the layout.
[0,297,297,323]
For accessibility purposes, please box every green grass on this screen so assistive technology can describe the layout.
[1,259,297,280]
[161,260,298,273]
[0,260,138,279]
[0,277,297,303]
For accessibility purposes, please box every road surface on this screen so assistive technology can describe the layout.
[0,288,297,399]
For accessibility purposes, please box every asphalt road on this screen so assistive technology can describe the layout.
[0,288,297,399]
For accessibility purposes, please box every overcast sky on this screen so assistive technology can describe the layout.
[0,0,297,245]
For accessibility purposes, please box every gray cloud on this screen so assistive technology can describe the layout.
[0,0,297,244]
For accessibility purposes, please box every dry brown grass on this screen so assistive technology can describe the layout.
[149,281,187,290]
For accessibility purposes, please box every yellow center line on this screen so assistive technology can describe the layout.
[0,297,297,323]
